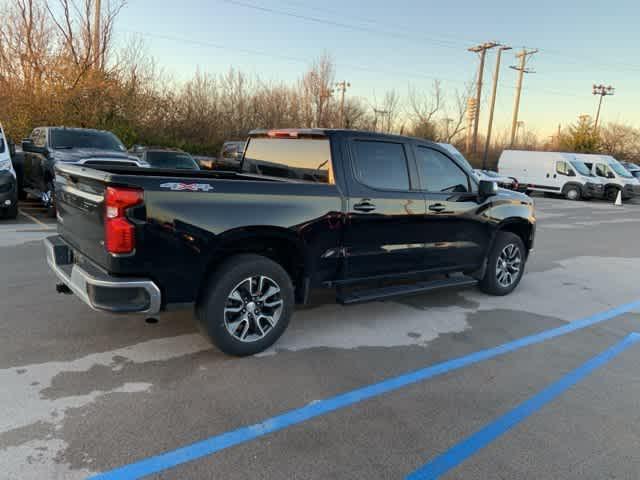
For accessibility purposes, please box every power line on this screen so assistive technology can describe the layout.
[119,29,593,101]
[224,0,640,74]
[220,0,462,51]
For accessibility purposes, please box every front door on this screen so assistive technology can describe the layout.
[342,138,427,279]
[414,145,488,271]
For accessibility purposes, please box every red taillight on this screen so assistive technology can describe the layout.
[104,186,143,254]
[267,129,299,138]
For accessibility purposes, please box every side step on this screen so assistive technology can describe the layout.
[337,276,478,305]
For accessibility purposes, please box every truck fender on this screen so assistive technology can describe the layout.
[198,226,309,303]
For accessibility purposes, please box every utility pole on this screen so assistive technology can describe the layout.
[93,0,102,69]
[483,45,512,169]
[373,108,390,133]
[509,48,538,146]
[592,84,615,131]
[335,81,351,128]
[468,42,498,155]
[444,118,453,141]
[465,98,477,153]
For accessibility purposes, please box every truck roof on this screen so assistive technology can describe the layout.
[248,128,438,145]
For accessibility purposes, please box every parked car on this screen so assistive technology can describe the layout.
[21,127,148,216]
[576,154,640,201]
[621,161,640,180]
[473,169,518,190]
[498,150,605,200]
[0,123,18,219]
[137,148,199,170]
[217,141,245,169]
[437,143,525,192]
[46,128,535,356]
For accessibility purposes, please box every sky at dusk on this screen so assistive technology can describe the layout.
[114,0,640,136]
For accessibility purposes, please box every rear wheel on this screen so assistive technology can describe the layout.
[196,254,294,356]
[564,185,581,201]
[480,232,526,296]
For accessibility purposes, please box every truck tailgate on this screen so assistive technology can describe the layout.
[55,166,111,267]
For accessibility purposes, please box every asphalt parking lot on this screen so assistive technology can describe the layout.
[2,196,640,480]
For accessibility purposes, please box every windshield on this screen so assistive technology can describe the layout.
[569,161,593,176]
[51,129,126,151]
[146,151,199,170]
[608,160,633,178]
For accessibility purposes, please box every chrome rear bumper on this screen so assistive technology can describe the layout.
[45,235,161,314]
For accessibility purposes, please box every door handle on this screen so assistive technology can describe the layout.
[428,203,446,212]
[353,200,376,212]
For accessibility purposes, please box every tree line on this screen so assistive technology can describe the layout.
[1,0,638,164]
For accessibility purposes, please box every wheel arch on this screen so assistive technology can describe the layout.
[197,226,308,306]
[494,218,534,254]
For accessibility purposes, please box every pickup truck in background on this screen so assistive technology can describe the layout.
[21,127,148,216]
[46,129,536,356]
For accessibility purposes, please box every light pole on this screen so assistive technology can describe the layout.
[592,84,615,131]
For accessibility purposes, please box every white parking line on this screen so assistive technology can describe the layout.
[18,209,49,228]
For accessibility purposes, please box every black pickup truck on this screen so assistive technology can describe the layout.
[21,127,147,216]
[45,129,535,356]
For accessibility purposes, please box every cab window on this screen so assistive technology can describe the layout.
[352,140,410,191]
[416,147,470,193]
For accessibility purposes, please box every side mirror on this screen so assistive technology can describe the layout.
[607,172,615,179]
[21,138,34,152]
[478,179,498,197]
[568,170,576,177]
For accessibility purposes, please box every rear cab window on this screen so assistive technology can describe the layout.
[242,136,333,184]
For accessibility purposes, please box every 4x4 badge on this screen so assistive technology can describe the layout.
[159,182,214,192]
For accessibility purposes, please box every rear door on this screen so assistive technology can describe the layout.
[414,145,488,270]
[342,137,427,279]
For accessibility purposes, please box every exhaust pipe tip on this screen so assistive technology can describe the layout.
[56,283,73,295]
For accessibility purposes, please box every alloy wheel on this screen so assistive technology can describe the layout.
[495,243,522,288]
[223,275,284,343]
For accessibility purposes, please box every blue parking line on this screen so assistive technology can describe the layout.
[90,300,640,480]
[406,332,640,480]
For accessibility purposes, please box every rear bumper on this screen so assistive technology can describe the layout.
[45,235,162,314]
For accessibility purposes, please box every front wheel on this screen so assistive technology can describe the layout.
[605,187,620,202]
[44,179,56,218]
[479,232,526,296]
[196,254,294,356]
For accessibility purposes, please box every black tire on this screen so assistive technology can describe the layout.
[196,254,294,356]
[4,200,18,219]
[605,187,619,202]
[564,185,581,201]
[479,231,526,296]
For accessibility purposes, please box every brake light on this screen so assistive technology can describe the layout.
[267,129,299,138]
[105,186,143,254]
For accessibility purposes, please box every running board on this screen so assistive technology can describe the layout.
[337,276,478,305]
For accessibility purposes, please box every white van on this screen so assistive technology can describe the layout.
[498,150,604,201]
[0,123,18,219]
[574,154,640,201]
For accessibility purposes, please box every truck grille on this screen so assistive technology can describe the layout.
[82,160,139,168]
